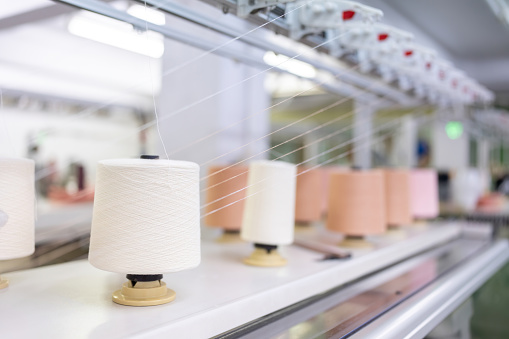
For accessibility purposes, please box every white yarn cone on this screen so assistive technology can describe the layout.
[89,158,201,274]
[451,168,483,212]
[241,160,297,246]
[0,158,35,260]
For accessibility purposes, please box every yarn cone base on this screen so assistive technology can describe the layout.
[339,236,374,249]
[112,280,176,307]
[0,276,8,289]
[216,230,242,243]
[243,248,287,267]
[386,227,407,239]
[412,219,429,228]
[295,222,314,233]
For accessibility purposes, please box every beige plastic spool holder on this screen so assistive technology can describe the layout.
[112,279,176,307]
[386,226,407,239]
[244,247,287,267]
[413,219,429,228]
[295,222,314,233]
[0,276,8,289]
[339,236,374,249]
[216,230,242,243]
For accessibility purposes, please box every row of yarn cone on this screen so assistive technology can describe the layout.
[205,165,439,239]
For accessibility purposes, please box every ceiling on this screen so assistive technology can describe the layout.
[357,0,509,96]
[384,0,509,59]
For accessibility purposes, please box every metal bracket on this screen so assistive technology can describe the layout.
[286,0,382,40]
[236,0,295,18]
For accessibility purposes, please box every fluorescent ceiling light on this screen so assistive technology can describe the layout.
[263,51,317,79]
[68,11,164,58]
[127,4,166,26]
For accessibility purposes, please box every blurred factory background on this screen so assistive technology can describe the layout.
[1,1,508,236]
[2,0,509,338]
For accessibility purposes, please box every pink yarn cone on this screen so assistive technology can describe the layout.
[409,169,439,219]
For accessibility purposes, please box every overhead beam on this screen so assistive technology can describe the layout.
[0,0,115,31]
[0,3,73,30]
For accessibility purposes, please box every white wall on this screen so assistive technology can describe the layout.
[0,106,152,186]
[358,0,455,61]
[0,9,164,185]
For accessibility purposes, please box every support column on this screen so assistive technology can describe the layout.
[478,139,491,192]
[478,139,490,171]
[391,115,417,168]
[432,119,469,171]
[303,134,320,166]
[353,100,374,169]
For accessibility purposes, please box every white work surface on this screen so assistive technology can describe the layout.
[0,223,461,339]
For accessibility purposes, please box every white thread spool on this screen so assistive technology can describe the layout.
[0,158,35,260]
[88,156,200,306]
[451,168,483,212]
[89,157,201,273]
[0,157,35,290]
[241,160,297,267]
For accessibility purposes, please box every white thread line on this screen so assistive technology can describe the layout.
[197,78,383,180]
[30,4,369,158]
[168,64,360,157]
[132,28,355,131]
[202,111,419,210]
[153,1,308,79]
[197,71,363,167]
[31,5,421,214]
[32,61,363,184]
[26,2,307,143]
[38,100,386,210]
[27,2,395,185]
[32,30,364,183]
[202,111,428,217]
[144,0,170,161]
[94,105,380,211]
[42,111,430,232]
[103,59,362,159]
[26,3,418,200]
[201,115,417,218]
[24,2,431,233]
[200,93,386,194]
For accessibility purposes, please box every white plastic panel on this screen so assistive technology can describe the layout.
[0,223,461,339]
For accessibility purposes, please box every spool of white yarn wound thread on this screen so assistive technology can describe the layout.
[0,158,35,260]
[241,160,297,246]
[89,158,201,274]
